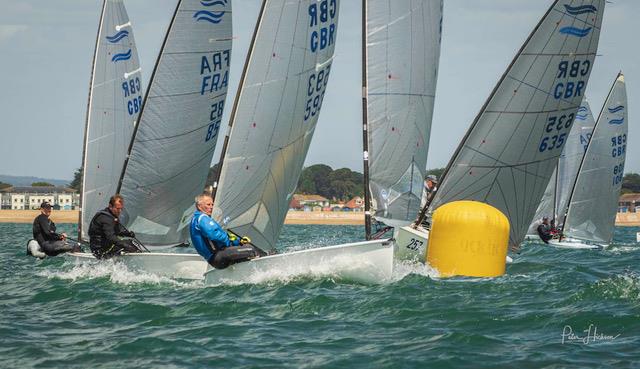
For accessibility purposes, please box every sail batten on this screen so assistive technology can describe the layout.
[420,0,605,247]
[365,0,443,233]
[118,0,233,245]
[213,0,340,252]
[79,0,142,242]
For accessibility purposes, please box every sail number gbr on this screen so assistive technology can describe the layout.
[538,112,574,152]
[304,64,331,122]
[122,77,142,116]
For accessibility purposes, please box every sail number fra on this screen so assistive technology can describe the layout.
[538,113,574,152]
[304,64,331,121]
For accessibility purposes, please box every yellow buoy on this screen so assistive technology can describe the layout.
[426,200,509,277]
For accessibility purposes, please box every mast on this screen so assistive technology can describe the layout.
[414,0,561,228]
[78,0,107,242]
[361,0,372,239]
[552,168,558,223]
[558,71,622,235]
[211,0,268,204]
[116,0,183,193]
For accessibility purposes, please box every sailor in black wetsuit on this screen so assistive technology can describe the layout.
[32,201,79,256]
[536,216,553,244]
[88,194,140,259]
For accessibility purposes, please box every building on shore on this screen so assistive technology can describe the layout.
[618,193,640,213]
[0,186,78,210]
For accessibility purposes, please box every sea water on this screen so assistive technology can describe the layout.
[1,223,638,368]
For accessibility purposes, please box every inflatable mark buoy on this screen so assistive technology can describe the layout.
[27,239,46,259]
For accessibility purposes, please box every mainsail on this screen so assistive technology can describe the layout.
[363,0,442,234]
[561,73,627,244]
[527,99,595,234]
[117,0,233,244]
[418,0,605,246]
[79,0,142,242]
[212,0,340,252]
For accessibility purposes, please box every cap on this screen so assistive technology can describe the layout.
[426,174,438,182]
[40,201,52,209]
[542,216,549,220]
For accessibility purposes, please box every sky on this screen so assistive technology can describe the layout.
[0,0,638,180]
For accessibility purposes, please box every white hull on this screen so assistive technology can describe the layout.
[394,226,429,262]
[69,252,207,280]
[204,239,394,285]
[547,238,605,250]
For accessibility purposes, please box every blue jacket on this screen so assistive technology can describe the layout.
[190,210,239,261]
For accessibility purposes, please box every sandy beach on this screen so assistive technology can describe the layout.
[1,209,638,226]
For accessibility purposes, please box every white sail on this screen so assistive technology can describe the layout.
[424,0,605,246]
[213,0,339,252]
[118,0,233,244]
[527,100,595,233]
[79,0,142,242]
[562,73,627,244]
[365,0,442,229]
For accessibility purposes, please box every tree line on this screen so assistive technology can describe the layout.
[16,167,640,196]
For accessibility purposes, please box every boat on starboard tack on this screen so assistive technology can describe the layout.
[548,73,628,249]
[69,0,233,276]
[395,0,606,261]
[204,0,394,285]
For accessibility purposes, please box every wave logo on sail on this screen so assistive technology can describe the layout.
[608,118,624,125]
[559,26,592,37]
[106,30,129,43]
[193,0,227,24]
[111,49,132,63]
[575,106,588,120]
[563,4,597,15]
[608,105,625,114]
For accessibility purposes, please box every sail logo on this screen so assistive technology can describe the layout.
[193,0,227,24]
[106,30,129,43]
[575,106,588,120]
[563,4,597,15]
[559,26,592,38]
[608,105,624,114]
[111,49,132,63]
[608,118,624,125]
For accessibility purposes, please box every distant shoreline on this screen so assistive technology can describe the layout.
[1,210,638,226]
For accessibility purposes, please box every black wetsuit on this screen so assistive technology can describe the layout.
[32,214,74,256]
[88,208,139,258]
[537,223,553,244]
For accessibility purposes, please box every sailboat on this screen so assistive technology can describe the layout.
[526,99,596,239]
[77,0,143,243]
[71,0,234,278]
[361,0,442,256]
[548,72,627,249]
[204,0,393,285]
[395,0,606,260]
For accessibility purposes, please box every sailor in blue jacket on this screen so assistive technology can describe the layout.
[190,193,258,269]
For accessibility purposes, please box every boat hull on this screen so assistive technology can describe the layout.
[547,238,605,250]
[394,226,429,262]
[204,239,394,285]
[69,252,207,280]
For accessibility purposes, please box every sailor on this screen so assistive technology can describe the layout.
[536,216,553,244]
[190,193,259,269]
[88,194,140,258]
[31,201,80,256]
[421,174,438,207]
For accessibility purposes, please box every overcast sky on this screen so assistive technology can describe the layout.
[0,0,637,180]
